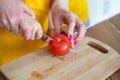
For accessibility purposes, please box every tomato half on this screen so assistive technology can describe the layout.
[49,34,71,56]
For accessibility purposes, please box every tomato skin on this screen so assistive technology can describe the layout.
[49,34,71,56]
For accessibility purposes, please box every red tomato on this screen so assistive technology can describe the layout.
[49,34,71,56]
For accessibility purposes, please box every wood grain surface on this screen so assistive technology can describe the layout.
[1,37,120,80]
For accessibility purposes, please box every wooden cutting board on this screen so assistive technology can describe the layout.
[1,37,120,80]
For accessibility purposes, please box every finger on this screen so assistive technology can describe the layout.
[20,12,42,40]
[7,16,19,34]
[22,3,35,19]
[36,28,43,40]
[53,16,62,35]
[61,27,68,35]
[74,18,86,45]
[0,19,4,28]
[20,21,32,40]
[10,24,19,35]
[2,19,11,31]
[31,27,37,40]
[0,23,3,28]
[1,13,11,31]
[48,11,55,37]
[0,19,3,28]
[31,18,43,40]
[67,16,76,48]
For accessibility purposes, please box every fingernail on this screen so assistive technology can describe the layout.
[74,40,79,45]
[68,34,73,41]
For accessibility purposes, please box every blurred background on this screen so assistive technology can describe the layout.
[88,0,120,27]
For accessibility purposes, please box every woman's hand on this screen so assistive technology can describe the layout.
[48,0,86,47]
[0,0,42,40]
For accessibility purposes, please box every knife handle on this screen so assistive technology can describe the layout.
[41,34,53,43]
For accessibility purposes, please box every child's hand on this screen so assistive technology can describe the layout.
[48,2,86,47]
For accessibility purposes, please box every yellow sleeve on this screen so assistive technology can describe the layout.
[69,0,89,22]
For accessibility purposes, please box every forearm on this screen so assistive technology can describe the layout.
[50,0,69,9]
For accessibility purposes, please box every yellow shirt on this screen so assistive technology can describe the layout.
[0,0,88,65]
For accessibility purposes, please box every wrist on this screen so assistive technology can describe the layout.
[51,0,69,10]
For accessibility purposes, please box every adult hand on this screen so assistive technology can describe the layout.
[0,0,42,40]
[48,1,86,47]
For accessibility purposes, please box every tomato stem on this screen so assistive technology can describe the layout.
[57,38,61,42]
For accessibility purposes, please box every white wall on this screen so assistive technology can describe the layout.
[88,0,120,27]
